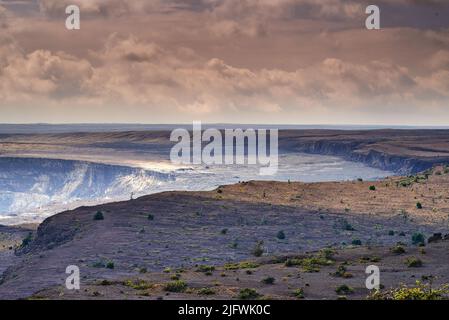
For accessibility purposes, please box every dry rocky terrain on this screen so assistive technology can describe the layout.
[1,166,449,300]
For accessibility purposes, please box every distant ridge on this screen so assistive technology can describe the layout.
[1,123,449,134]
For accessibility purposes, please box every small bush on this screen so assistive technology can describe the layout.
[388,230,395,236]
[252,241,265,257]
[198,287,216,295]
[368,281,449,300]
[412,232,425,246]
[93,211,104,221]
[224,261,259,270]
[351,239,362,246]
[416,202,423,209]
[391,245,406,255]
[284,258,302,267]
[369,186,376,191]
[276,230,286,240]
[196,265,215,273]
[335,284,354,295]
[220,228,228,235]
[106,261,115,269]
[20,232,33,248]
[261,277,275,285]
[332,265,353,278]
[170,274,181,280]
[341,219,355,231]
[123,279,152,290]
[147,214,154,221]
[293,288,305,299]
[238,288,261,300]
[164,280,187,292]
[405,257,423,268]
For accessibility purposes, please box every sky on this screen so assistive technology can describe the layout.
[0,0,449,125]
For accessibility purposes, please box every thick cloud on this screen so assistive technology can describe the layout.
[1,33,447,123]
[0,0,448,124]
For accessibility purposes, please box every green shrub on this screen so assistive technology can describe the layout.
[332,265,353,278]
[276,230,286,240]
[196,265,215,273]
[284,258,302,267]
[164,280,187,292]
[405,257,423,268]
[416,202,423,209]
[293,288,305,299]
[261,277,275,285]
[147,214,154,221]
[252,241,265,257]
[123,279,152,290]
[285,250,335,272]
[106,261,115,269]
[412,232,425,245]
[369,186,376,191]
[341,219,355,231]
[335,284,354,295]
[20,232,33,248]
[224,261,259,270]
[391,245,406,254]
[238,288,261,300]
[198,287,216,295]
[368,281,449,300]
[94,211,104,220]
[351,239,362,246]
[388,230,395,236]
[220,228,228,235]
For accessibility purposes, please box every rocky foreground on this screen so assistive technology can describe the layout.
[0,166,449,299]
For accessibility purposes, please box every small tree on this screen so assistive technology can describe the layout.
[94,211,104,221]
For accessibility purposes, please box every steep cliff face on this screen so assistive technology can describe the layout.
[286,140,448,175]
[0,157,174,215]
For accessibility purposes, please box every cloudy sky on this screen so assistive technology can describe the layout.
[0,0,449,124]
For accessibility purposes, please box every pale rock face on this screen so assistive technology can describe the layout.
[0,157,174,220]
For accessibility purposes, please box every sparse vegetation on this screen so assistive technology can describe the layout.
[405,256,423,268]
[261,277,275,285]
[123,279,152,290]
[252,241,265,257]
[285,249,335,273]
[332,265,353,278]
[412,232,425,246]
[368,281,449,300]
[369,185,376,191]
[196,265,215,273]
[224,261,259,270]
[391,245,406,255]
[335,284,354,295]
[276,230,286,240]
[93,211,104,221]
[238,288,261,300]
[293,288,305,299]
[198,288,215,296]
[20,232,33,248]
[164,280,187,292]
[339,219,355,231]
[416,202,423,209]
